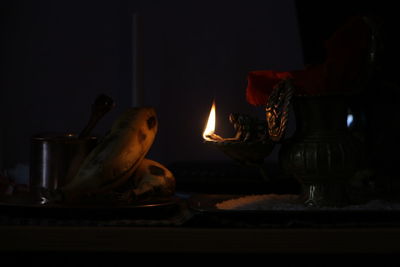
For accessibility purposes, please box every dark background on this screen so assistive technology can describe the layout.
[0,0,302,171]
[1,0,399,182]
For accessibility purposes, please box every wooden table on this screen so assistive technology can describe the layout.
[2,225,400,254]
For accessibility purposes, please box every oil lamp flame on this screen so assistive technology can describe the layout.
[203,100,216,140]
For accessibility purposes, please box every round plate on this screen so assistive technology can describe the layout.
[188,193,400,227]
[0,193,180,220]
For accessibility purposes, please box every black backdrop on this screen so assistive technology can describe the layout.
[1,0,399,180]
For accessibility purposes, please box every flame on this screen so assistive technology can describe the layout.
[203,100,216,140]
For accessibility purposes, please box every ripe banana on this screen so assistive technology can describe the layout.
[61,107,158,203]
[129,158,176,202]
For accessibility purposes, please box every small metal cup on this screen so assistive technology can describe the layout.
[29,133,97,204]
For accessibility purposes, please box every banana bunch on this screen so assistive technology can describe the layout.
[60,107,175,204]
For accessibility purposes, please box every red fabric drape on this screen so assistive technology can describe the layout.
[246,16,370,106]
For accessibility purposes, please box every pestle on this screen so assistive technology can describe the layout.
[79,94,115,138]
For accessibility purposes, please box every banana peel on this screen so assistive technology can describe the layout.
[125,158,176,202]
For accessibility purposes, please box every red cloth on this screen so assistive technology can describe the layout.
[246,16,370,106]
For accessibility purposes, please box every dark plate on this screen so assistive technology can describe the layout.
[0,193,180,220]
[188,194,400,227]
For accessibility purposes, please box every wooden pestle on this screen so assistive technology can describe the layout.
[79,94,115,138]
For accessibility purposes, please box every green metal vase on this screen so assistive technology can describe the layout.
[279,95,365,207]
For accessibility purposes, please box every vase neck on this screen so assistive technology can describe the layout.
[293,96,349,133]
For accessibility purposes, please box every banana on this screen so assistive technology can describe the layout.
[129,158,176,202]
[61,107,158,203]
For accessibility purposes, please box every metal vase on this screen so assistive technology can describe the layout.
[279,95,365,207]
[29,133,97,204]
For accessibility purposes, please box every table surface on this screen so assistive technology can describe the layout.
[2,192,400,256]
[2,225,400,254]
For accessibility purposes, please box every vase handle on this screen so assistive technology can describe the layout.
[265,78,294,142]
